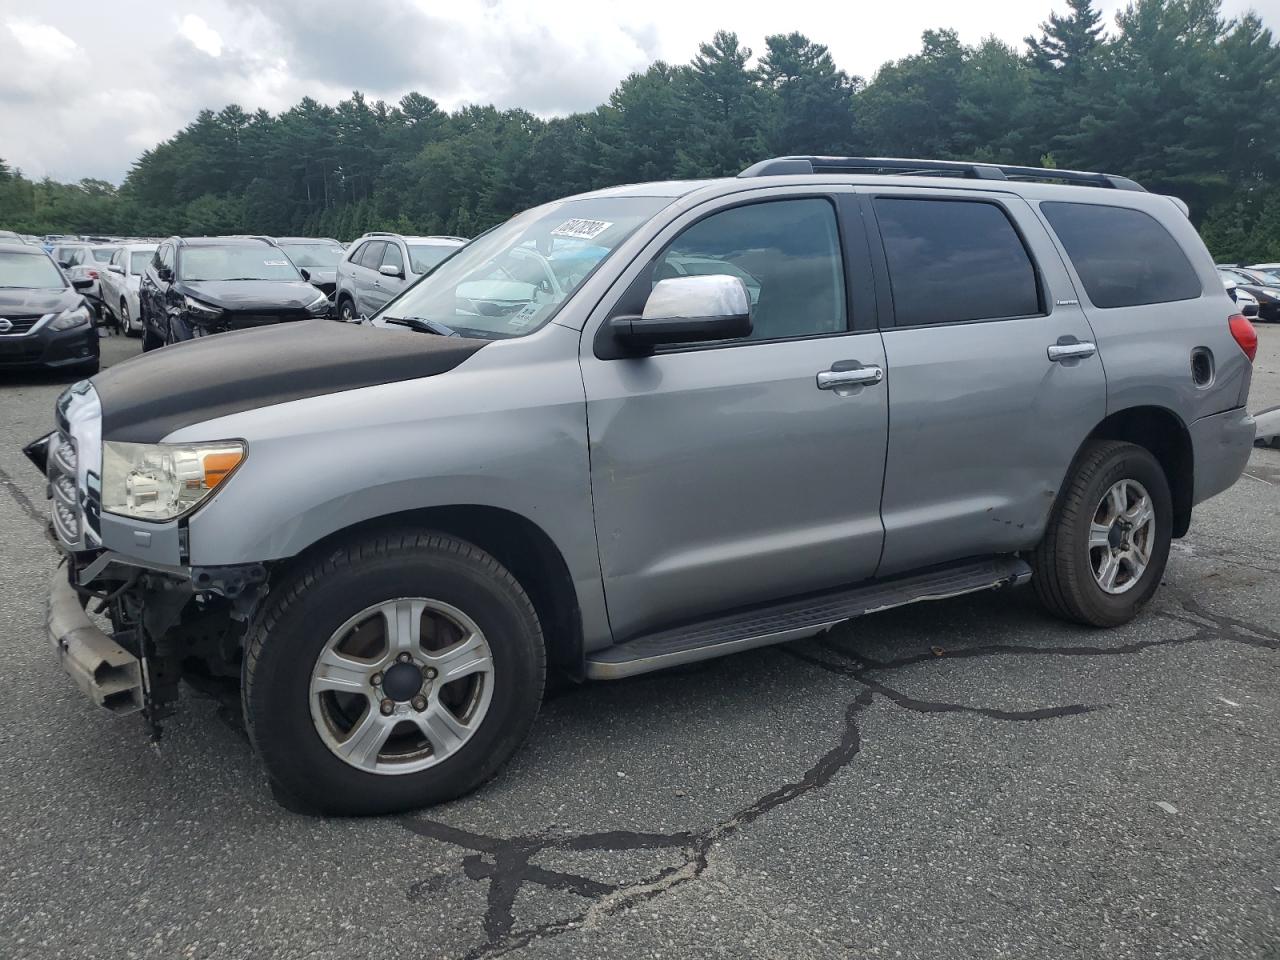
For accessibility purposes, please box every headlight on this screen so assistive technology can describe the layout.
[183,295,224,321]
[48,304,92,331]
[306,292,332,315]
[102,440,245,521]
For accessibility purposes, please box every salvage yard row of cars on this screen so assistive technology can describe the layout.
[0,230,466,373]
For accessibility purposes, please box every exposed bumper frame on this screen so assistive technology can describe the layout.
[47,565,144,715]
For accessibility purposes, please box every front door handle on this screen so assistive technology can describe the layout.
[1047,340,1097,362]
[816,364,884,390]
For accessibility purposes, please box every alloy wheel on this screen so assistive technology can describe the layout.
[1088,478,1155,595]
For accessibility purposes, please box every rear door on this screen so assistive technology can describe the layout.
[352,240,385,316]
[862,188,1107,576]
[580,187,890,640]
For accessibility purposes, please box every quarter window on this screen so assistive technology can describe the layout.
[874,198,1041,326]
[1041,201,1201,309]
[651,198,847,342]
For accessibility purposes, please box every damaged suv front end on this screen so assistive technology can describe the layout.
[30,378,264,731]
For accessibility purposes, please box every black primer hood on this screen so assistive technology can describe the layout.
[94,320,486,443]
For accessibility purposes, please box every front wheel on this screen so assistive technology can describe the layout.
[141,307,163,351]
[1033,440,1172,627]
[243,530,546,815]
[338,296,357,323]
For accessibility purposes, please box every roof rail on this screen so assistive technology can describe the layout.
[738,156,1146,192]
[361,231,399,238]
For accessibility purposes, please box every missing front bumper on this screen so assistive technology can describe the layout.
[47,566,144,715]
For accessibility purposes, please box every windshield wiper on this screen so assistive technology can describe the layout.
[383,316,461,337]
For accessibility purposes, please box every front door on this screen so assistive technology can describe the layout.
[863,189,1107,575]
[581,191,890,641]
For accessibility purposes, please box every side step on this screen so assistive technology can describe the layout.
[585,556,1031,680]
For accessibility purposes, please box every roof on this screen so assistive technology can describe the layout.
[0,243,52,257]
[401,236,467,245]
[175,236,272,247]
[273,237,341,245]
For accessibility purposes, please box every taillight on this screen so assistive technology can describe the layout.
[1229,313,1257,362]
[87,269,99,279]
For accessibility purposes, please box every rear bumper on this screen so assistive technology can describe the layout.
[1191,406,1255,504]
[47,566,144,715]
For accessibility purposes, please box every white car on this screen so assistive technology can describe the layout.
[52,243,119,303]
[99,242,157,336]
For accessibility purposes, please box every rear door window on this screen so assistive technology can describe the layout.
[873,198,1041,326]
[1041,201,1202,308]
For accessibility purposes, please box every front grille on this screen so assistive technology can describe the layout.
[0,314,43,335]
[48,430,81,545]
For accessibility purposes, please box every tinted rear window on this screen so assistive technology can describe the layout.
[874,198,1041,326]
[1041,201,1202,309]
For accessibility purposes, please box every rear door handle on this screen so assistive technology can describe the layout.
[1047,341,1097,362]
[816,364,884,390]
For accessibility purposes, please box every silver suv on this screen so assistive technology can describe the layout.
[29,156,1257,815]
[333,232,466,322]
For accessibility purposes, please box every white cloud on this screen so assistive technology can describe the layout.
[0,0,1278,184]
[6,18,78,61]
[179,14,223,57]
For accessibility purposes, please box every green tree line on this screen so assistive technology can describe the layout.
[3,0,1279,261]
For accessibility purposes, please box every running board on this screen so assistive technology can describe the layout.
[586,556,1032,680]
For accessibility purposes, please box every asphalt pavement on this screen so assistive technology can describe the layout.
[1,327,1278,960]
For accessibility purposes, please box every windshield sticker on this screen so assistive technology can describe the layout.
[508,304,542,328]
[550,219,614,241]
[264,259,289,266]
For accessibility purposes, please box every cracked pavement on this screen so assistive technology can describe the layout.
[1,330,1278,959]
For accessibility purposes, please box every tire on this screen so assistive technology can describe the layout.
[243,530,546,815]
[1033,440,1172,628]
[121,300,139,338]
[141,309,162,351]
[338,296,357,323]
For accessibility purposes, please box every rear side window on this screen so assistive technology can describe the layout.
[874,198,1041,326]
[1041,201,1202,309]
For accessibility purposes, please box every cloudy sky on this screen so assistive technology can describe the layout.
[2,0,1276,184]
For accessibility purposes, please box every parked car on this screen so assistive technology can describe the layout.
[137,236,334,349]
[1217,265,1280,321]
[0,229,27,245]
[334,232,466,322]
[257,236,345,298]
[0,244,99,375]
[98,242,157,337]
[1221,275,1261,319]
[28,155,1256,815]
[1248,262,1280,274]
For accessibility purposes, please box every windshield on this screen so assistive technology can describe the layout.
[279,242,344,269]
[91,248,117,262]
[130,251,152,274]
[408,243,463,274]
[374,196,670,338]
[0,251,66,289]
[179,245,303,282]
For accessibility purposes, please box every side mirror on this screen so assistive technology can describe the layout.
[379,263,404,278]
[299,268,311,282]
[157,266,173,282]
[107,264,124,275]
[608,275,752,352]
[57,260,71,270]
[71,277,94,291]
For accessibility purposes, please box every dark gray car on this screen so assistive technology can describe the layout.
[29,156,1256,815]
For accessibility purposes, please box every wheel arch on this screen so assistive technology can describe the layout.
[1080,405,1194,538]
[282,505,586,680]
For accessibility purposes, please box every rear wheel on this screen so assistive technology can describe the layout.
[120,300,139,338]
[1033,440,1172,627]
[243,530,546,815]
[141,308,162,351]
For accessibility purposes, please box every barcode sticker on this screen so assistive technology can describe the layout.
[550,219,613,241]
